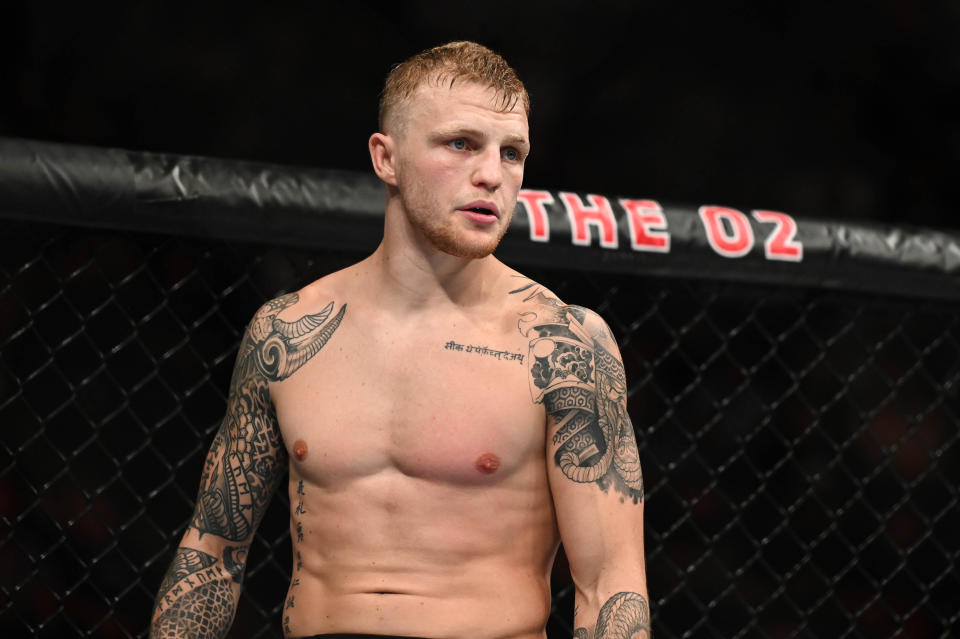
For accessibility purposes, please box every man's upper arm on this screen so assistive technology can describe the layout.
[190,293,346,542]
[189,295,296,543]
[522,302,650,636]
[189,291,345,542]
[151,293,346,635]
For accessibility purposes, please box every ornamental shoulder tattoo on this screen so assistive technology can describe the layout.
[512,279,643,503]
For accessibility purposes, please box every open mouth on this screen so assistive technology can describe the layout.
[460,201,499,219]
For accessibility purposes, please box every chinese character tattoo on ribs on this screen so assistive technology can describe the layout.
[512,279,643,503]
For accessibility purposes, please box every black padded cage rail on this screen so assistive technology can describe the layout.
[1,138,958,638]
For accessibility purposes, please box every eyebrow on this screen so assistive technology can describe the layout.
[433,126,530,151]
[502,134,531,150]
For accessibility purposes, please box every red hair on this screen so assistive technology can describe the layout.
[378,41,529,133]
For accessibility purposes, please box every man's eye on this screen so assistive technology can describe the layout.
[502,148,520,162]
[449,139,467,150]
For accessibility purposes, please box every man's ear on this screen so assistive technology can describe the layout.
[369,132,398,186]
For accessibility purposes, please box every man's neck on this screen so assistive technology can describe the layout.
[361,236,504,314]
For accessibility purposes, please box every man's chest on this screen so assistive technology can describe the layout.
[270,318,544,486]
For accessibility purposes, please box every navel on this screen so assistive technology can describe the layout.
[475,453,501,474]
[293,439,308,461]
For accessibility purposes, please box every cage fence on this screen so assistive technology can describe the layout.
[1,140,959,638]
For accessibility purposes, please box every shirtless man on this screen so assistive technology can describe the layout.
[149,41,649,639]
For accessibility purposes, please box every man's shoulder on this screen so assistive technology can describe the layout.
[503,272,608,323]
[252,267,353,322]
[503,272,564,310]
[504,272,619,350]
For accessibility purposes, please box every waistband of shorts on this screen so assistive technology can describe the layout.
[298,634,431,639]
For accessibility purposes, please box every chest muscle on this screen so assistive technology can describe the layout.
[271,323,543,486]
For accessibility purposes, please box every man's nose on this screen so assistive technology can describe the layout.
[471,147,503,191]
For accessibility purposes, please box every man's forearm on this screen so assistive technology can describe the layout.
[149,545,246,639]
[574,590,651,639]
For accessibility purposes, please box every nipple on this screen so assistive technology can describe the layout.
[475,453,501,474]
[293,440,308,461]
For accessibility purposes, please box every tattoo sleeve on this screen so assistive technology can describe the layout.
[150,547,243,639]
[574,592,652,639]
[515,286,644,503]
[150,293,346,638]
[192,295,346,541]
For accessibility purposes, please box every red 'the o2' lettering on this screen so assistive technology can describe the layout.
[621,199,670,253]
[698,206,754,258]
[752,210,803,262]
[560,192,619,249]
[516,190,554,242]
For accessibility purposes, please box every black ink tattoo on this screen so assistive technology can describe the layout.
[574,592,651,639]
[152,295,346,638]
[191,294,346,541]
[508,278,540,295]
[284,574,302,633]
[155,548,218,602]
[151,548,234,639]
[512,279,644,503]
[152,580,235,639]
[222,545,248,584]
[290,469,307,609]
[443,340,525,364]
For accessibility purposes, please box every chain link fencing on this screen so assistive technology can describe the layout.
[2,216,958,638]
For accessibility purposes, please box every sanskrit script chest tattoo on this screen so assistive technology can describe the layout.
[511,278,644,504]
[443,339,525,364]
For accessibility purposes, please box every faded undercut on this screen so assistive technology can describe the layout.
[378,41,529,134]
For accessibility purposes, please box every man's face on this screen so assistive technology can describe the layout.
[389,80,530,259]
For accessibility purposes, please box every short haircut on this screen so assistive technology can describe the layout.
[378,41,529,133]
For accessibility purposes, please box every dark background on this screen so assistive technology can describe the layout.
[3,1,959,230]
[3,3,960,637]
